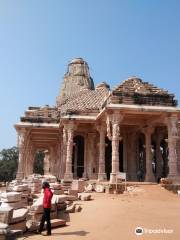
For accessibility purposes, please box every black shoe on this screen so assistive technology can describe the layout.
[35,230,42,234]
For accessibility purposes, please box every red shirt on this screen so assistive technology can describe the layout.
[43,187,53,209]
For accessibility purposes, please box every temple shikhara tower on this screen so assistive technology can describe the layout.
[15,58,180,183]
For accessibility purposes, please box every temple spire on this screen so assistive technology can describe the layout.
[56,57,94,106]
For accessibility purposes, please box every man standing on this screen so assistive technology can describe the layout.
[38,181,53,236]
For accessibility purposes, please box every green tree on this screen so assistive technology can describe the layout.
[0,147,19,182]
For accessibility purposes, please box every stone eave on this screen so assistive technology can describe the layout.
[106,103,180,114]
[61,115,96,121]
[14,122,59,131]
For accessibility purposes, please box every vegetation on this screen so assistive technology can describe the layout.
[0,147,19,182]
[0,147,44,182]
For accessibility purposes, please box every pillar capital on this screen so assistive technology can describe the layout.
[106,112,123,140]
[96,123,106,133]
[64,121,76,131]
[17,128,26,148]
[141,126,154,136]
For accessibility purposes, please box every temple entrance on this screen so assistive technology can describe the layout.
[72,135,84,178]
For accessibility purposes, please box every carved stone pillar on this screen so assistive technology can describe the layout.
[27,145,35,176]
[62,128,67,178]
[167,115,179,178]
[110,113,123,183]
[50,146,57,175]
[64,123,74,180]
[97,125,107,181]
[44,150,50,175]
[16,128,26,180]
[144,127,155,182]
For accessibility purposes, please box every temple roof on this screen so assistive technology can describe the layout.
[60,83,109,115]
[109,77,177,106]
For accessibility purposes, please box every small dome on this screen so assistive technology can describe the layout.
[70,57,87,64]
[96,82,110,90]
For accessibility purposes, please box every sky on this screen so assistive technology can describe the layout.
[0,0,180,150]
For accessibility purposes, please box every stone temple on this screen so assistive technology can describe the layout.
[15,57,180,183]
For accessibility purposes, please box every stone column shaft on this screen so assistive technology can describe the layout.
[167,115,179,178]
[98,128,107,181]
[16,129,26,180]
[110,122,120,183]
[64,123,74,180]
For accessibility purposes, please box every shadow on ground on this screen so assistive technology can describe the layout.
[53,230,90,236]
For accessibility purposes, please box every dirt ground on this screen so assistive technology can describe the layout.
[19,185,180,240]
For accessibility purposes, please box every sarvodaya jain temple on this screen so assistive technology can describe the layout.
[15,58,180,183]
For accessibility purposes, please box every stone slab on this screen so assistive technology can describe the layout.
[45,218,66,228]
[9,220,27,232]
[68,189,78,196]
[95,184,105,193]
[71,180,86,192]
[78,193,91,201]
[1,192,22,203]
[0,201,23,210]
[0,207,13,224]
[10,208,28,224]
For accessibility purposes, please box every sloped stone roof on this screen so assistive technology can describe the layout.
[60,84,109,115]
[110,77,177,106]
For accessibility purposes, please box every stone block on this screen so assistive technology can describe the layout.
[31,196,57,212]
[53,189,64,195]
[68,189,78,196]
[9,220,27,232]
[75,205,82,212]
[0,207,13,224]
[71,180,86,192]
[30,197,43,213]
[0,201,22,210]
[78,193,91,201]
[56,202,67,211]
[95,184,105,193]
[1,192,22,203]
[65,203,76,213]
[10,208,28,224]
[53,195,68,203]
[12,184,28,192]
[29,210,57,222]
[0,223,10,237]
[85,184,94,192]
[46,218,66,228]
[50,183,61,190]
[66,195,78,201]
